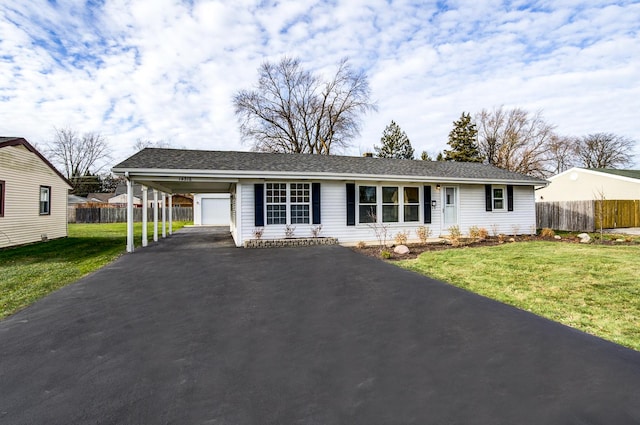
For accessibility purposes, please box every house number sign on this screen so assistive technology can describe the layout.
[178,177,192,182]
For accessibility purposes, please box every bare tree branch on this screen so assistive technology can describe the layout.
[476,107,557,178]
[574,133,636,168]
[45,127,111,194]
[233,57,377,154]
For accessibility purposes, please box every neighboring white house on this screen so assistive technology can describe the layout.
[0,137,72,248]
[113,149,547,248]
[536,167,640,202]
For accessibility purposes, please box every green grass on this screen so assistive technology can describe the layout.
[397,242,640,351]
[0,222,190,319]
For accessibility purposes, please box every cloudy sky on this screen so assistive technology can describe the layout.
[1,0,639,169]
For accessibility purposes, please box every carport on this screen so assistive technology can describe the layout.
[112,168,236,252]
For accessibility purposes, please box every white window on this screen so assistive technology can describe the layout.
[493,186,506,211]
[382,186,399,222]
[358,185,377,223]
[358,185,420,224]
[39,186,51,215]
[403,187,420,222]
[290,183,310,224]
[266,183,286,224]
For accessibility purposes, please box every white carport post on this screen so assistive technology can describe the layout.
[141,185,148,247]
[161,192,167,238]
[153,189,159,242]
[168,195,173,235]
[126,178,134,253]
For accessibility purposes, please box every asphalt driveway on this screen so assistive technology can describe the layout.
[1,227,639,424]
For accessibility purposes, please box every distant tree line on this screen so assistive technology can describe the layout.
[438,107,636,178]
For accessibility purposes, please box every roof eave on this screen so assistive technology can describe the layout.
[112,167,546,186]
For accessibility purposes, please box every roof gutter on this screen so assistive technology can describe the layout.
[112,167,548,186]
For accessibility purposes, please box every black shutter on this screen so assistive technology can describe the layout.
[312,183,321,224]
[424,185,432,224]
[507,185,514,212]
[485,184,492,212]
[254,183,264,226]
[346,183,355,226]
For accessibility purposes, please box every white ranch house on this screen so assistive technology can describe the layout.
[112,148,547,251]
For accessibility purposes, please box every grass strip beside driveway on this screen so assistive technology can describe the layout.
[397,241,640,351]
[0,222,189,319]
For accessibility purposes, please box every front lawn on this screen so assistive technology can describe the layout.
[396,241,640,351]
[0,222,190,319]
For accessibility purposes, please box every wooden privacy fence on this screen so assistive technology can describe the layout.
[536,200,640,232]
[69,207,193,223]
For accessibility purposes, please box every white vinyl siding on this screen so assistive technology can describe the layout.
[457,184,536,236]
[0,144,70,248]
[235,181,537,247]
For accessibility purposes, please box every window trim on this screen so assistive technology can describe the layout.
[0,180,5,217]
[264,182,312,225]
[357,183,421,224]
[492,185,506,211]
[381,186,399,223]
[403,186,420,223]
[39,185,51,215]
[265,182,287,225]
[289,182,311,225]
[358,185,378,224]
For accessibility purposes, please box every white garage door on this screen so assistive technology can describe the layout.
[201,198,230,225]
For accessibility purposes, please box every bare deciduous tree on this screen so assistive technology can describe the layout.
[133,138,175,151]
[574,133,635,168]
[45,128,111,193]
[233,56,377,154]
[546,134,578,175]
[476,106,556,178]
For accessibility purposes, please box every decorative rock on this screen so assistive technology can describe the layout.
[554,235,562,240]
[394,245,410,255]
[577,233,591,243]
[616,238,625,242]
[509,238,516,243]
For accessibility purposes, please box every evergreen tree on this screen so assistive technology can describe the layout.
[420,150,432,161]
[374,120,415,159]
[436,152,445,161]
[443,112,483,162]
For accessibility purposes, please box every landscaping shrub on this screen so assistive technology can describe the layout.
[394,230,410,245]
[448,225,462,247]
[540,228,555,238]
[416,226,432,244]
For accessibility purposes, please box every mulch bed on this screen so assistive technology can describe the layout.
[352,234,638,261]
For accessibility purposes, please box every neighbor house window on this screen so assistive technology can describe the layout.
[403,187,420,222]
[39,186,51,215]
[382,186,399,222]
[0,180,5,217]
[266,183,286,224]
[358,186,377,223]
[493,186,505,210]
[290,183,310,224]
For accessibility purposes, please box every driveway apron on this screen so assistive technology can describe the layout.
[1,227,639,424]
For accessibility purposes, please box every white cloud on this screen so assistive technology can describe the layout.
[1,0,639,167]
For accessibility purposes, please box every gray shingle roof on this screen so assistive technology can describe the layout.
[113,148,547,184]
[588,168,640,180]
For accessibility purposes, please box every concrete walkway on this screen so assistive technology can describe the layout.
[605,227,640,236]
[1,227,639,424]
